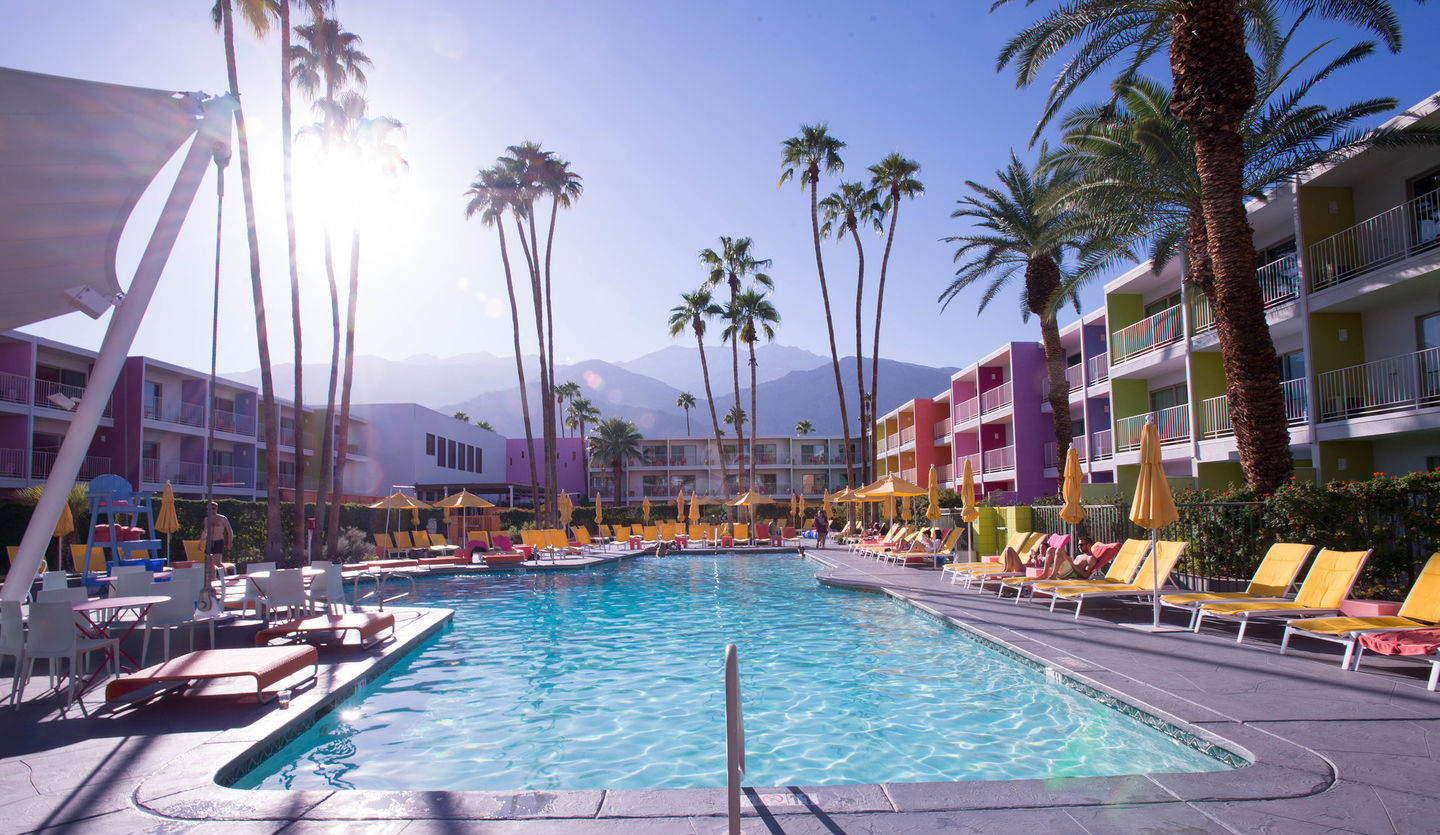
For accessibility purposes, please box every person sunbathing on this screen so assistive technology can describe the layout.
[1036,537,1100,581]
[1000,537,1049,574]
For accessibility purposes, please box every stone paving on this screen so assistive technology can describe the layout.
[2,546,1438,834]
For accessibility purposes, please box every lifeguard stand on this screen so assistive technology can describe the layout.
[83,474,163,585]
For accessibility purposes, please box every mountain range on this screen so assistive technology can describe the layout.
[231,345,958,439]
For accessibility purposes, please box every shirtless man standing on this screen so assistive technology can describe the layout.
[202,501,234,572]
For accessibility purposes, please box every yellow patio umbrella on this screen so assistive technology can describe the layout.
[155,481,180,561]
[369,491,432,542]
[558,491,574,526]
[52,496,75,570]
[858,472,926,498]
[726,490,772,507]
[1060,447,1086,558]
[822,489,834,516]
[960,459,980,558]
[1130,422,1180,629]
[434,489,495,543]
[901,496,912,521]
[594,492,603,524]
[675,489,684,520]
[689,492,701,524]
[642,497,651,524]
[925,465,942,523]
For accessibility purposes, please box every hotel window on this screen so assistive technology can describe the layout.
[436,436,446,467]
[1144,293,1182,318]
[1149,383,1188,413]
[448,439,457,468]
[144,381,162,418]
[426,433,435,455]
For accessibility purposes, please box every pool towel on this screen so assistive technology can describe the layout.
[1358,628,1440,657]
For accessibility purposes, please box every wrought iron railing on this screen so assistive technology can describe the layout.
[1189,255,1300,335]
[167,461,205,486]
[211,407,257,436]
[1091,429,1113,461]
[1198,379,1309,440]
[899,426,916,445]
[1317,346,1440,422]
[1065,363,1085,391]
[936,463,953,483]
[1111,306,1183,364]
[959,452,981,475]
[1309,191,1440,291]
[1043,437,1091,470]
[141,457,160,484]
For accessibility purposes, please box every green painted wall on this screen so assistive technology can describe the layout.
[1309,312,1366,374]
[1319,440,1375,484]
[1190,351,1226,401]
[1197,461,1246,492]
[1111,379,1149,419]
[1108,293,1145,338]
[1115,464,1140,499]
[1298,186,1356,243]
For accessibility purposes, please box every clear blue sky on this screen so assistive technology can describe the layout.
[5,1,1437,378]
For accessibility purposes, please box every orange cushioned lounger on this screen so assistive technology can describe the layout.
[106,645,318,703]
[255,613,396,649]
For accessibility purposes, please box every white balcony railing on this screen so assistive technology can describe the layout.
[955,397,980,424]
[210,465,255,489]
[0,448,25,478]
[959,452,981,476]
[146,398,205,428]
[31,451,110,482]
[933,418,952,440]
[1091,429,1113,461]
[980,381,1012,415]
[1115,404,1191,453]
[899,426,916,445]
[1065,363,1085,391]
[141,457,160,484]
[1317,346,1440,422]
[1088,352,1110,384]
[34,379,112,417]
[1189,255,1301,335]
[982,444,1015,473]
[211,407,257,436]
[167,461,206,486]
[1043,437,1091,469]
[1112,306,1184,364]
[1197,379,1308,441]
[936,463,953,483]
[1310,191,1440,291]
[0,372,30,406]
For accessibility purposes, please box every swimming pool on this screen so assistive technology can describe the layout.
[236,553,1233,791]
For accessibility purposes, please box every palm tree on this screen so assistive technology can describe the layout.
[868,153,924,487]
[476,419,495,432]
[212,0,282,558]
[699,237,773,457]
[820,180,881,492]
[465,166,541,523]
[554,381,580,436]
[590,417,641,506]
[992,0,1409,493]
[668,289,730,494]
[566,397,601,497]
[453,411,470,422]
[724,406,747,432]
[940,150,1098,466]
[676,392,697,434]
[780,124,855,489]
[795,420,815,436]
[328,97,404,557]
[290,12,369,560]
[724,290,780,492]
[277,0,331,562]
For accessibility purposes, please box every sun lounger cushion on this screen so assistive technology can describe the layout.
[1358,628,1440,657]
[106,646,318,702]
[255,613,396,648]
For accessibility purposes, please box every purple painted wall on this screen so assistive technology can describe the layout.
[1009,342,1057,502]
[506,437,588,497]
[0,338,33,377]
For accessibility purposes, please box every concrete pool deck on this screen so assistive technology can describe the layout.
[2,545,1438,833]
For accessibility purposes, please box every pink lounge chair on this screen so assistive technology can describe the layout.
[255,613,396,649]
[484,535,527,565]
[106,645,318,703]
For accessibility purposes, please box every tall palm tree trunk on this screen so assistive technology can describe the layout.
[695,329,730,495]
[808,172,854,490]
[728,276,744,487]
[1027,256,1073,462]
[221,1,281,558]
[499,225,541,517]
[279,0,306,563]
[544,200,561,505]
[518,216,555,525]
[327,231,360,555]
[312,230,340,560]
[748,340,758,497]
[850,226,868,513]
[1170,0,1291,493]
[872,195,900,493]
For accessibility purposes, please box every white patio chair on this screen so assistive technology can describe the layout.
[140,577,206,667]
[307,563,346,615]
[36,587,88,604]
[41,571,70,592]
[113,571,156,598]
[17,600,118,707]
[2,601,26,707]
[259,569,310,624]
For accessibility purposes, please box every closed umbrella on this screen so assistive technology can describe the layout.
[642,497,651,524]
[822,489,834,517]
[558,491,574,526]
[675,489,684,520]
[1130,422,1179,629]
[926,465,942,523]
[52,496,75,571]
[689,492,701,525]
[155,481,180,561]
[960,459,980,560]
[1060,448,1086,558]
[594,492,603,525]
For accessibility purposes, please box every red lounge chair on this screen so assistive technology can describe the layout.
[342,559,418,573]
[105,646,318,703]
[255,613,396,649]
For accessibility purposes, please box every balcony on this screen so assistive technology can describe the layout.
[0,448,24,478]
[980,381,1012,415]
[0,372,30,406]
[958,452,981,476]
[798,453,829,466]
[1317,346,1440,422]
[899,426,916,445]
[1189,255,1300,334]
[34,379,112,418]
[31,451,110,482]
[1043,437,1091,470]
[936,463,953,483]
[145,398,205,428]
[933,418,952,441]
[1087,352,1110,384]
[167,461,206,486]
[1115,404,1191,453]
[1112,306,1183,364]
[1198,379,1308,440]
[210,465,255,489]
[982,444,1015,473]
[955,397,980,424]
[141,457,160,484]
[1091,429,1113,461]
[1065,363,1085,391]
[212,407,257,436]
[1309,191,1440,292]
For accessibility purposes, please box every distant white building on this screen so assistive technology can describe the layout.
[351,403,509,503]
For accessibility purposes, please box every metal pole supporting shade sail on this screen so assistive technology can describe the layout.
[1129,422,1179,628]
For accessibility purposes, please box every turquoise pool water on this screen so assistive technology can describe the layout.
[236,553,1231,791]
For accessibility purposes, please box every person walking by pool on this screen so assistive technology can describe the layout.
[812,509,830,548]
[202,501,234,573]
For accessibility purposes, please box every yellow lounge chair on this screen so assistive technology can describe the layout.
[1048,540,1189,619]
[861,526,913,559]
[1160,543,1316,629]
[1280,553,1440,668]
[732,524,751,546]
[885,528,962,566]
[426,533,458,555]
[72,543,107,574]
[952,532,1046,589]
[850,524,901,555]
[942,531,1028,582]
[1195,548,1373,643]
[1015,538,1153,599]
